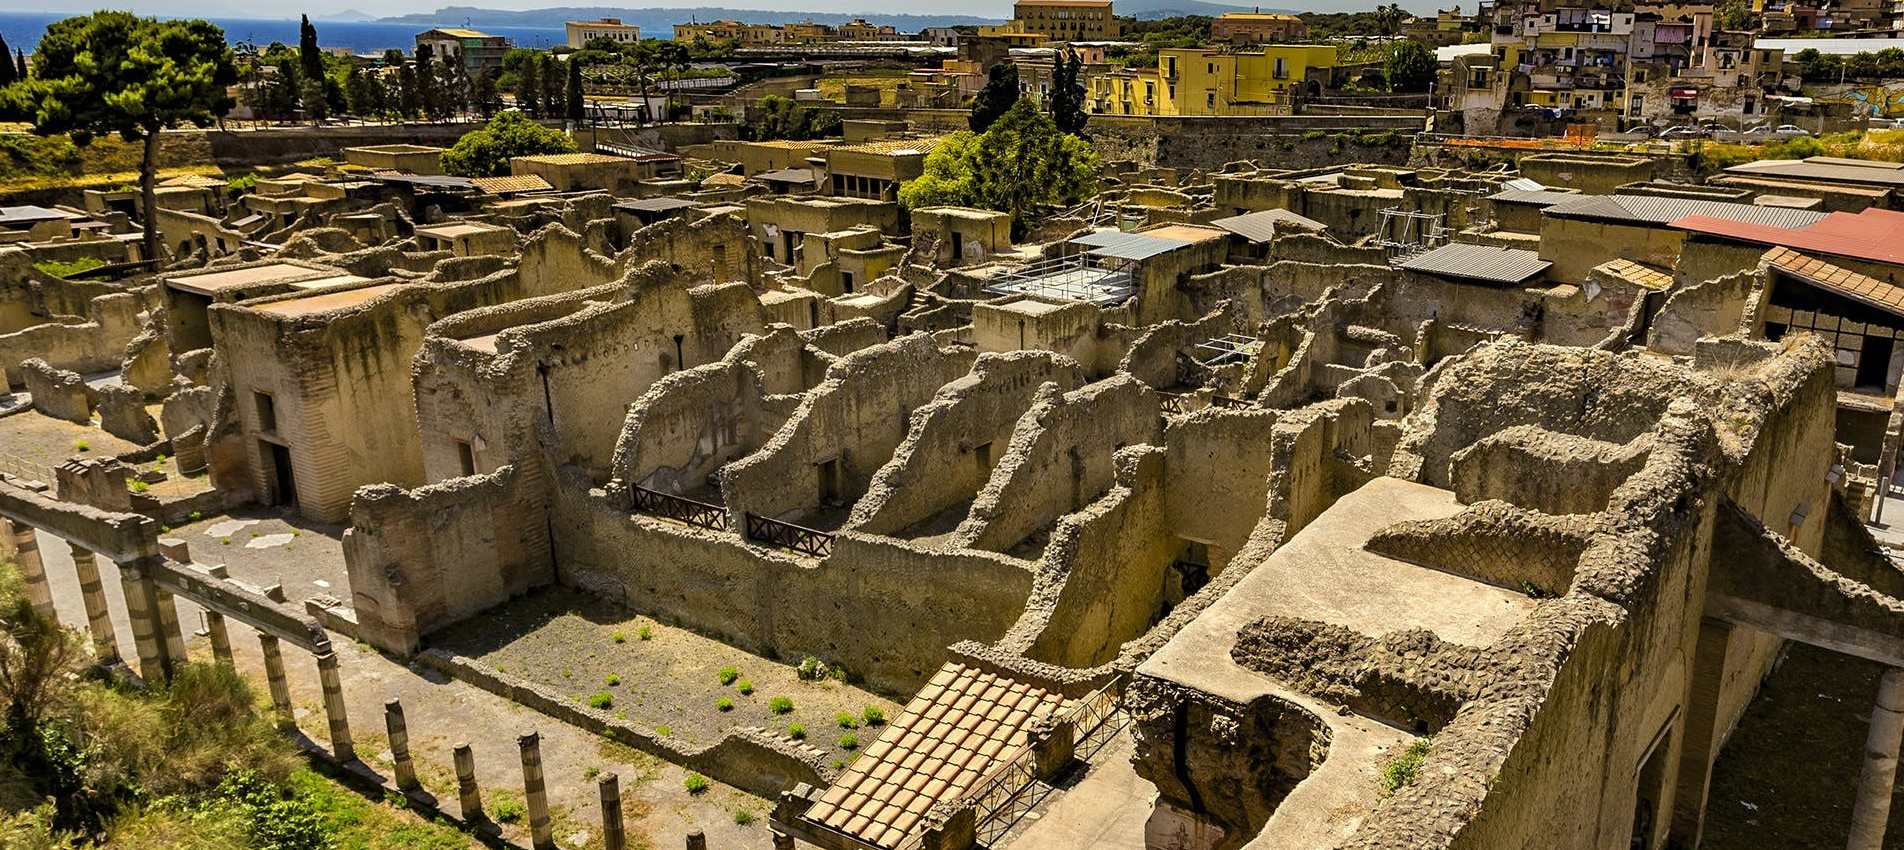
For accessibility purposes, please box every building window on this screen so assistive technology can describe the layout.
[455,439,476,476]
[254,391,277,434]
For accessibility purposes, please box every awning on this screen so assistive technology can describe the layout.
[1671,88,1699,98]
[1070,230,1193,261]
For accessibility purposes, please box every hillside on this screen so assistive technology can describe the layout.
[372,0,1295,31]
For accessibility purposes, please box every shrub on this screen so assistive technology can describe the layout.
[862,706,885,726]
[638,626,652,640]
[588,691,613,710]
[33,257,105,278]
[717,697,734,712]
[221,537,231,545]
[788,723,806,740]
[605,673,621,687]
[440,111,578,177]
[836,712,857,729]
[737,679,754,695]
[656,725,672,736]
[1379,737,1433,796]
[734,809,755,826]
[684,773,710,794]
[583,766,600,780]
[611,631,626,643]
[491,796,526,823]
[769,696,794,714]
[74,440,89,452]
[129,480,149,493]
[839,733,858,750]
[797,655,825,680]
[718,666,739,685]
[189,511,202,521]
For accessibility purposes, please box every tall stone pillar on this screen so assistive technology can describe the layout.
[518,730,554,850]
[454,742,483,821]
[258,633,295,730]
[68,544,118,660]
[1670,619,1732,847]
[205,610,233,665]
[1849,666,1904,850]
[599,772,625,850]
[117,560,170,682]
[316,651,354,762]
[385,698,419,791]
[154,588,188,664]
[1,519,53,618]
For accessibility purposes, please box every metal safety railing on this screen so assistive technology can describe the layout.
[744,512,834,558]
[631,484,730,532]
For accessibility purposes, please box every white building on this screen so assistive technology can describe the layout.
[567,17,641,48]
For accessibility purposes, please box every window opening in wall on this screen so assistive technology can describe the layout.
[842,270,856,293]
[254,391,278,434]
[455,439,476,477]
[817,457,843,506]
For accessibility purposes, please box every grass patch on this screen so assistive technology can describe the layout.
[489,793,526,824]
[1379,737,1433,797]
[33,257,106,278]
[769,696,794,715]
[683,773,710,794]
[861,706,885,726]
[718,666,739,685]
[716,697,734,712]
[588,691,614,710]
[737,679,754,695]
[788,723,806,740]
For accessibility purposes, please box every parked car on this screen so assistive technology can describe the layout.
[1774,124,1813,136]
[1742,124,1778,137]
[1659,125,1710,139]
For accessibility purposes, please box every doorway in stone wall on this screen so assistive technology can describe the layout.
[261,441,297,508]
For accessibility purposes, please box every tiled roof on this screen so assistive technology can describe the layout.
[800,663,1068,849]
[161,174,228,189]
[831,138,940,156]
[1671,208,1904,266]
[1763,246,1904,316]
[1593,258,1673,291]
[514,152,637,165]
[468,174,554,195]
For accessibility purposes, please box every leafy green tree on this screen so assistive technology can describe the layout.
[566,56,585,123]
[969,63,1020,132]
[539,53,562,117]
[514,52,540,116]
[473,68,502,117]
[415,44,441,118]
[440,110,577,176]
[297,15,323,84]
[1385,40,1435,93]
[11,49,23,82]
[1049,46,1088,136]
[901,100,1096,237]
[743,94,839,140]
[6,12,236,261]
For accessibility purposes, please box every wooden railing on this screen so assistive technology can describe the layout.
[744,512,834,558]
[631,485,730,532]
[1211,394,1252,410]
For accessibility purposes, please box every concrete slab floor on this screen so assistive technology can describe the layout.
[1003,728,1153,850]
[28,523,776,850]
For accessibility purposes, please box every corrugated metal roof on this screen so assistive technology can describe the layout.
[754,167,815,183]
[613,197,698,213]
[1544,194,1828,229]
[1208,209,1327,243]
[1399,243,1552,284]
[1488,188,1582,206]
[1671,208,1904,266]
[0,205,70,226]
[1724,158,1904,188]
[1070,229,1194,260]
[1764,246,1904,316]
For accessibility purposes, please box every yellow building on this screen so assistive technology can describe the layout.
[1089,45,1336,116]
[1009,0,1121,40]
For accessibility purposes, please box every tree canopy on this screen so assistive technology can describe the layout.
[440,110,576,177]
[901,99,1097,237]
[969,63,1020,132]
[6,11,236,260]
[1385,40,1436,93]
[1049,46,1088,137]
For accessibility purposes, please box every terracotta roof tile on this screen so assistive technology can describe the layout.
[797,662,1074,848]
[1763,246,1904,316]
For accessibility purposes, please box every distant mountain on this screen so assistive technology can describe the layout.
[315,9,377,21]
[375,6,1003,31]
[1119,0,1294,18]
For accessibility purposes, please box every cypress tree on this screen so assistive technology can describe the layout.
[0,35,15,85]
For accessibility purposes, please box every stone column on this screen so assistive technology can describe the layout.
[117,560,170,682]
[154,588,188,665]
[1848,666,1904,850]
[599,772,625,850]
[316,651,354,762]
[454,742,483,821]
[68,544,118,661]
[518,730,554,850]
[386,698,418,791]
[1,519,53,618]
[258,633,295,730]
[205,611,233,666]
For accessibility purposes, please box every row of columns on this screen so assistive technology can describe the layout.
[4,516,782,849]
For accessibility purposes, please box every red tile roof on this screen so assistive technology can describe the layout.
[1671,208,1904,267]
[800,663,1069,849]
[1762,246,1904,316]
